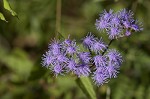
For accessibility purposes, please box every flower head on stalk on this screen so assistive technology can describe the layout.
[49,40,61,55]
[96,9,143,39]
[93,55,107,67]
[106,49,123,66]
[93,66,109,86]
[91,38,107,54]
[83,33,97,48]
[78,52,91,64]
[74,63,91,77]
[66,59,77,71]
[62,37,78,55]
[53,63,64,76]
[95,9,114,31]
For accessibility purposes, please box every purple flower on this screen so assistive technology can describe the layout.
[95,19,109,31]
[66,59,77,71]
[131,21,143,32]
[106,49,123,66]
[107,26,123,39]
[78,52,91,64]
[102,9,114,20]
[110,15,121,26]
[93,55,107,67]
[62,38,78,55]
[83,33,96,48]
[118,9,133,21]
[96,9,143,39]
[95,10,114,31]
[91,38,107,53]
[74,64,91,77]
[53,64,63,76]
[66,46,77,55]
[42,51,55,67]
[106,63,119,78]
[64,39,72,46]
[56,54,68,63]
[125,30,131,36]
[92,66,109,86]
[49,40,61,55]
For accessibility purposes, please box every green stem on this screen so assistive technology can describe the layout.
[102,39,114,55]
[55,0,61,39]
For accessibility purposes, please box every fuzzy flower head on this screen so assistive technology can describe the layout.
[96,9,143,39]
[53,63,63,76]
[78,52,91,64]
[66,59,77,71]
[106,49,123,66]
[107,26,123,39]
[91,38,107,53]
[93,55,107,67]
[106,64,119,78]
[56,54,68,63]
[62,38,78,55]
[83,33,97,48]
[49,40,61,55]
[93,66,109,86]
[95,9,114,31]
[74,64,91,77]
[42,51,54,67]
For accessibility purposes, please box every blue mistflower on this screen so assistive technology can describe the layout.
[53,63,63,76]
[110,15,121,26]
[74,64,91,77]
[67,59,77,71]
[131,21,143,32]
[62,38,78,55]
[93,66,109,86]
[107,26,123,39]
[106,63,119,78]
[95,19,109,31]
[91,38,107,53]
[49,40,61,55]
[95,9,113,31]
[66,46,76,55]
[96,9,143,39]
[83,33,97,48]
[106,49,123,66]
[93,55,107,67]
[64,39,72,46]
[78,52,91,64]
[118,9,143,32]
[56,54,68,63]
[125,30,131,36]
[102,9,113,20]
[42,51,55,67]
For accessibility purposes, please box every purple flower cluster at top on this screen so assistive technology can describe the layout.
[95,9,143,39]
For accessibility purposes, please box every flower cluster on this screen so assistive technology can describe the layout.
[42,34,123,86]
[42,38,91,77]
[83,34,123,86]
[95,9,143,39]
[42,8,143,86]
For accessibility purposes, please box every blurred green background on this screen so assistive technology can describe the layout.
[0,0,150,99]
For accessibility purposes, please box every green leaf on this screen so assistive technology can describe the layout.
[3,0,17,16]
[0,12,7,22]
[0,48,33,81]
[76,77,96,99]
